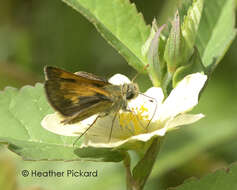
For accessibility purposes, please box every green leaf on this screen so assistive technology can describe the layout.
[172,163,237,190]
[195,0,236,70]
[0,84,77,160]
[0,84,123,161]
[62,0,150,71]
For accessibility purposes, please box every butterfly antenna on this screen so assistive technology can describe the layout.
[138,92,158,129]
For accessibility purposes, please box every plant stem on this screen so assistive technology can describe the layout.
[124,153,136,190]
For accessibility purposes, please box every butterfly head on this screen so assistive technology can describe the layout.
[122,83,139,100]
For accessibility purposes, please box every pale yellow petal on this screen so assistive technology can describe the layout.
[82,127,166,149]
[41,113,97,136]
[158,73,207,122]
[108,74,131,85]
[165,113,205,131]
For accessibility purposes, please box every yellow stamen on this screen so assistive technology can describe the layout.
[119,104,149,136]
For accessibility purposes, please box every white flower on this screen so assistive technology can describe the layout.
[41,73,207,150]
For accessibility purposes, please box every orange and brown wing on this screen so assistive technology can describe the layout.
[44,66,113,119]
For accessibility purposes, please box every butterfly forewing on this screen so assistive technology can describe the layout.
[44,66,113,122]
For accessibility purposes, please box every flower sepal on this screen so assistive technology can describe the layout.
[74,145,126,162]
[172,47,205,87]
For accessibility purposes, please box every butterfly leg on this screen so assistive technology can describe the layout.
[108,108,120,142]
[73,115,101,147]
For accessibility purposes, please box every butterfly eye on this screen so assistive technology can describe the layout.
[126,85,136,100]
[126,91,135,100]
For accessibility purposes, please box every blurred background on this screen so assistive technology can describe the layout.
[0,0,236,190]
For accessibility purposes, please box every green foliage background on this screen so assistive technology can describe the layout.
[0,0,236,190]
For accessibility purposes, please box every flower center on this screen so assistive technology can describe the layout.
[119,105,150,136]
